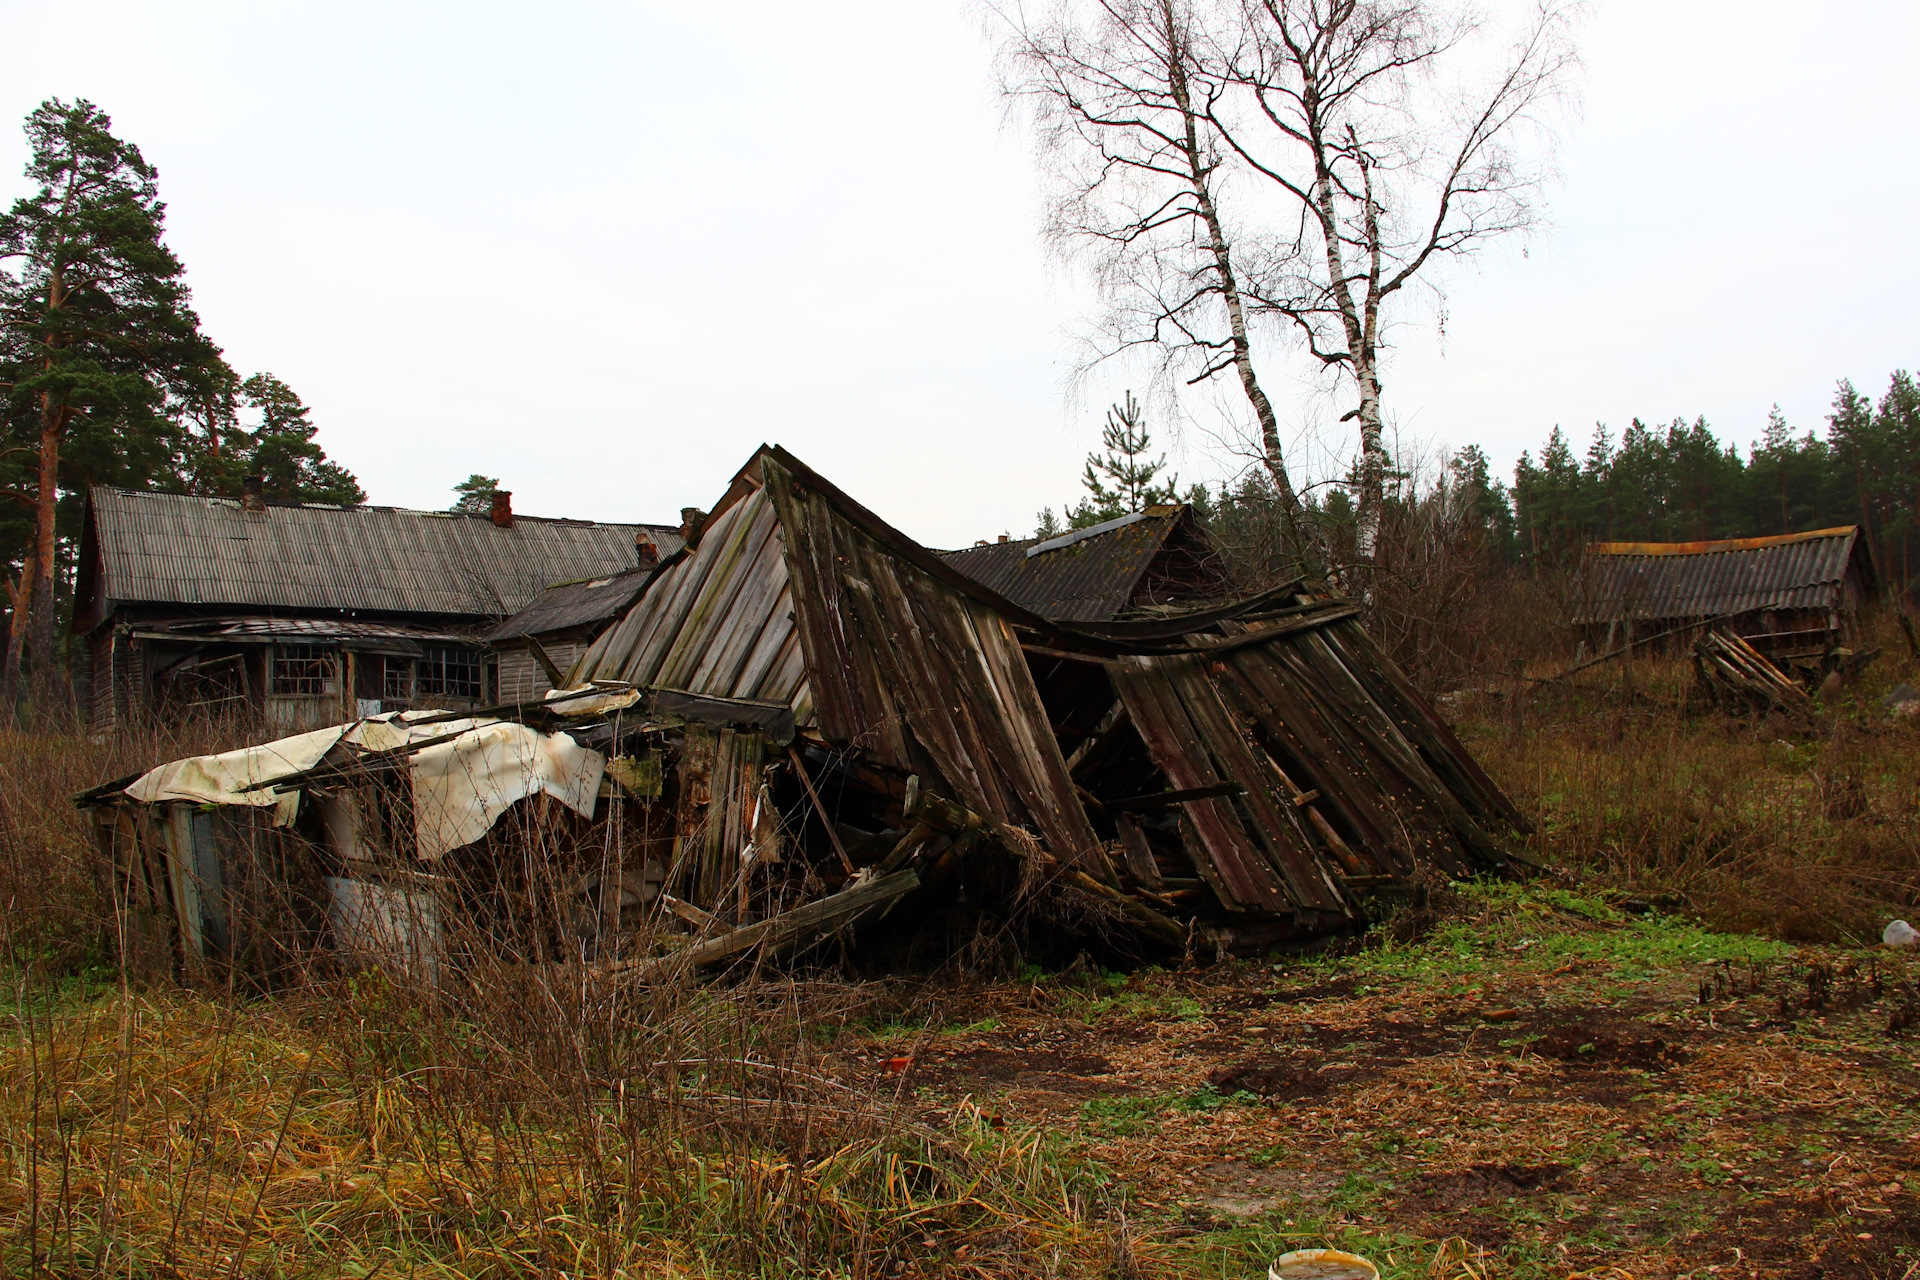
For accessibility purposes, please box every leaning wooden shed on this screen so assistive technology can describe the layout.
[81,445,1527,983]
[1573,527,1877,661]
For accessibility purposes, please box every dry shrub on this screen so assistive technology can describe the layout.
[1462,611,1920,942]
[0,715,267,972]
[0,721,1129,1278]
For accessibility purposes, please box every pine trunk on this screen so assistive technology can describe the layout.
[26,390,66,730]
[0,551,32,723]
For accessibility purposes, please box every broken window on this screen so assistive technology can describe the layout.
[381,655,415,703]
[272,645,338,696]
[418,647,481,700]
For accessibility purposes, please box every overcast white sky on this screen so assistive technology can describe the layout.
[0,1,1913,547]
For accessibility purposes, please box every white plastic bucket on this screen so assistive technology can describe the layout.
[1269,1248,1379,1280]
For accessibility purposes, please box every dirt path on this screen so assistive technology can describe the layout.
[834,884,1920,1278]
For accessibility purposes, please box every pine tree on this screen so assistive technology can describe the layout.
[1073,392,1176,528]
[236,373,363,504]
[187,371,364,505]
[0,99,229,724]
[452,474,501,514]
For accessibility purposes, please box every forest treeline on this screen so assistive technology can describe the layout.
[1064,372,1920,596]
[1043,374,1920,690]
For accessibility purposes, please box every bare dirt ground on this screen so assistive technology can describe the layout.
[830,883,1920,1279]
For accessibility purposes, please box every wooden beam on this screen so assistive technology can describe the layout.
[525,635,566,687]
[1108,781,1245,812]
[786,746,856,874]
[618,868,921,974]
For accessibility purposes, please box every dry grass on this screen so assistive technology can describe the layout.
[0,715,267,971]
[1461,610,1920,942]
[6,612,1920,1276]
[0,973,1137,1278]
[0,719,1142,1278]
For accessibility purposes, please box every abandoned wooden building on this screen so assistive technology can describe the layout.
[486,519,697,703]
[939,504,1229,622]
[1573,526,1878,661]
[82,447,1525,982]
[75,480,679,730]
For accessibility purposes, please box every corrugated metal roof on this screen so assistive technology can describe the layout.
[1574,526,1872,624]
[88,487,679,619]
[939,506,1221,621]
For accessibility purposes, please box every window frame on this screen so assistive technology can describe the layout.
[271,644,340,698]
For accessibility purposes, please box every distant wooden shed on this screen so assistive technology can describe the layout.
[1574,527,1877,659]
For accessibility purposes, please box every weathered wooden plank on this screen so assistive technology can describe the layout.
[1286,629,1502,871]
[1114,813,1162,889]
[1164,658,1344,911]
[1319,620,1529,830]
[688,514,792,695]
[1221,647,1400,858]
[758,457,855,741]
[618,540,717,684]
[1269,637,1483,875]
[961,603,1105,869]
[731,586,795,700]
[657,490,779,690]
[857,553,1001,814]
[619,868,922,974]
[1107,657,1288,913]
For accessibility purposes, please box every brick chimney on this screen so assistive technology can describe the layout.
[241,475,266,514]
[679,506,708,548]
[491,490,514,529]
[636,532,659,567]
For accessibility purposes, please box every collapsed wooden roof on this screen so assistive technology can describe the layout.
[563,446,1526,939]
[75,445,1529,985]
[938,505,1227,622]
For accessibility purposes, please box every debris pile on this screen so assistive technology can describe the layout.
[1692,629,1811,714]
[79,447,1527,984]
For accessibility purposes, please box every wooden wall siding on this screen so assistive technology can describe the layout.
[764,456,1105,871]
[497,642,585,703]
[564,485,810,713]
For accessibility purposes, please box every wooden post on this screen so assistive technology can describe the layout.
[1509,657,1525,741]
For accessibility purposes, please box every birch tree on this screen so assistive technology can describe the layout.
[998,0,1573,574]
[998,0,1312,552]
[1218,0,1572,565]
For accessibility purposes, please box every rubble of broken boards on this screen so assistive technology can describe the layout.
[74,448,1528,988]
